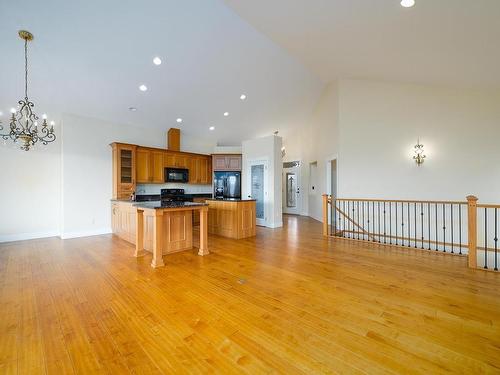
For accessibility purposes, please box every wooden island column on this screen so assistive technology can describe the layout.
[198,206,209,256]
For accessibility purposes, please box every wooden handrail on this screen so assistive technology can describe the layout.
[334,198,467,205]
[477,204,500,209]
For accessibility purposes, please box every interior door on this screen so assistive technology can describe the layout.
[248,160,268,226]
[282,162,300,215]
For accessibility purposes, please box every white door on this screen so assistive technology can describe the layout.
[282,162,300,215]
[248,160,268,226]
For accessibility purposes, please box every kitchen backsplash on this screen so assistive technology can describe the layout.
[136,183,213,195]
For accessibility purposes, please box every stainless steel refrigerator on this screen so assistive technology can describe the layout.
[214,171,241,199]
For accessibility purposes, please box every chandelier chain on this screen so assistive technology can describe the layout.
[24,38,28,98]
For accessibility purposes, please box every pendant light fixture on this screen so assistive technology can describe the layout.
[0,30,56,151]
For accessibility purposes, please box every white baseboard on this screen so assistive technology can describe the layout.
[267,221,283,229]
[60,228,112,240]
[0,230,60,243]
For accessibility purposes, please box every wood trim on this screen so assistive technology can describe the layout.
[477,204,500,209]
[322,195,329,236]
[330,235,468,258]
[336,230,469,250]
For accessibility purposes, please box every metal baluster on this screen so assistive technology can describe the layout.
[402,202,406,247]
[383,202,387,244]
[343,200,346,238]
[484,208,488,269]
[372,201,376,242]
[407,202,411,248]
[451,204,454,254]
[378,202,381,243]
[459,204,463,255]
[395,202,398,246]
[428,202,431,250]
[352,201,359,240]
[389,202,392,245]
[414,202,417,248]
[435,203,438,251]
[367,201,371,241]
[357,201,360,240]
[495,208,498,271]
[420,202,424,249]
[443,204,446,253]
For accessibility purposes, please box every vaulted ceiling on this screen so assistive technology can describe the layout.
[1,1,498,146]
[0,0,323,145]
[224,0,500,88]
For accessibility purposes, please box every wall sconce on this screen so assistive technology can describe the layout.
[413,138,426,166]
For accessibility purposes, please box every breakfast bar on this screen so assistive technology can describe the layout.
[133,201,209,268]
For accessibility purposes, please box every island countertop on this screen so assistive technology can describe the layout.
[205,198,256,202]
[133,201,208,210]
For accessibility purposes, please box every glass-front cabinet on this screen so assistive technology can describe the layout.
[111,143,137,199]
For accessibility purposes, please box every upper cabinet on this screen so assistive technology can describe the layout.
[136,147,164,184]
[212,154,242,171]
[111,143,212,195]
[111,143,137,199]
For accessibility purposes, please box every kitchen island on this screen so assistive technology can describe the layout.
[111,200,209,268]
[134,201,209,268]
[206,199,256,239]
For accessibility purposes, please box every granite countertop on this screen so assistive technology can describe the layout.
[206,198,256,202]
[133,201,208,210]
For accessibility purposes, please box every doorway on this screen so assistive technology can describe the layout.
[248,159,269,226]
[282,161,300,215]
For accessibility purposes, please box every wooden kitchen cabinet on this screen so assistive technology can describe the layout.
[165,152,188,168]
[187,155,212,184]
[111,143,137,199]
[136,147,165,184]
[111,201,137,244]
[212,154,242,171]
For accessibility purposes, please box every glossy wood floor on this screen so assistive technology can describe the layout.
[1,215,500,374]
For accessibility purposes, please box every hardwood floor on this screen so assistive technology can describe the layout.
[1,215,499,374]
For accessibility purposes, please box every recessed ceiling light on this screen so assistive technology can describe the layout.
[223,112,229,117]
[129,107,137,112]
[139,84,148,91]
[240,94,247,100]
[209,126,215,131]
[10,108,16,113]
[0,111,3,116]
[400,0,415,7]
[176,118,183,123]
[153,57,162,65]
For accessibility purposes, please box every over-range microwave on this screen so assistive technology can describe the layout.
[165,168,189,183]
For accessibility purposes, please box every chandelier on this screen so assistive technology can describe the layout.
[0,30,56,151]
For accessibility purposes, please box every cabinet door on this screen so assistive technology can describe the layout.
[111,204,119,234]
[136,148,151,183]
[151,151,164,183]
[226,156,241,171]
[176,155,188,168]
[213,155,228,171]
[199,157,208,184]
[165,153,176,167]
[188,156,199,184]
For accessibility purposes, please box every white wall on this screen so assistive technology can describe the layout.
[242,135,283,228]
[282,82,339,221]
[337,80,500,203]
[61,113,216,238]
[0,137,61,242]
[283,80,500,223]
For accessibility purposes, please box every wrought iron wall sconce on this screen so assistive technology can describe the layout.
[413,138,426,166]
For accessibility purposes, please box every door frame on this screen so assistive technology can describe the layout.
[282,161,301,215]
[325,155,338,226]
[246,158,269,227]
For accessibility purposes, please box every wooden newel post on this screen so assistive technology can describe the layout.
[322,194,329,237]
[467,195,478,269]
